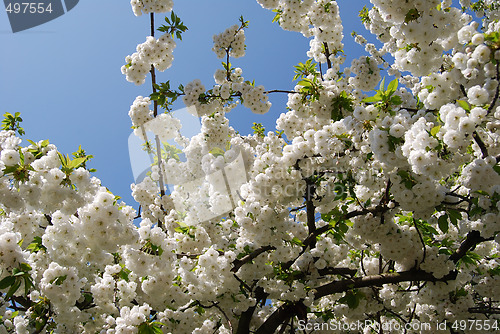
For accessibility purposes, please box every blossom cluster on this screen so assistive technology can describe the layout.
[1,0,500,333]
[212,24,246,59]
[121,33,176,85]
[257,0,345,72]
[130,0,173,16]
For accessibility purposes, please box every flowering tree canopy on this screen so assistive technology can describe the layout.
[1,0,500,333]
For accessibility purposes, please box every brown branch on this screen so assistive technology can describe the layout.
[11,296,31,311]
[290,205,306,213]
[254,302,306,334]
[236,287,267,334]
[214,303,233,334]
[449,230,492,263]
[305,179,317,248]
[149,13,166,229]
[264,89,298,94]
[413,219,426,265]
[231,246,276,273]
[323,42,332,70]
[468,307,500,314]
[236,305,257,334]
[460,84,467,97]
[317,267,357,277]
[253,269,455,334]
[175,253,201,259]
[300,207,377,248]
[487,61,500,114]
[472,131,489,159]
[253,229,494,333]
[226,50,231,81]
[313,270,457,300]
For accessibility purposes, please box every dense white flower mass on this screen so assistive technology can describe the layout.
[2,0,500,333]
[130,0,174,16]
[212,24,246,59]
[121,33,176,85]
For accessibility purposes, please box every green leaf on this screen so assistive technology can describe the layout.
[23,276,33,296]
[379,77,386,91]
[339,291,361,309]
[390,95,402,105]
[493,165,500,176]
[359,6,370,24]
[20,263,32,272]
[404,8,420,23]
[447,209,461,226]
[438,215,449,233]
[386,78,398,94]
[5,278,21,299]
[50,275,67,286]
[291,237,304,246]
[3,165,20,174]
[298,79,312,87]
[430,125,441,137]
[0,276,16,289]
[13,270,25,277]
[362,95,380,103]
[119,269,130,282]
[456,100,470,111]
[27,236,47,253]
[488,266,500,276]
[68,157,87,169]
[209,147,225,157]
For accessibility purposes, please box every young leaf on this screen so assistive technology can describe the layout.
[456,100,470,111]
[0,276,16,289]
[438,215,449,233]
[386,78,398,95]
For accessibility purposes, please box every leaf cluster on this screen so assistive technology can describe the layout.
[158,12,188,40]
[150,81,185,111]
[362,77,402,115]
[0,263,33,300]
[1,112,25,136]
[359,6,370,24]
[251,122,265,138]
[293,59,318,81]
[331,91,354,121]
[404,8,420,23]
[298,77,323,103]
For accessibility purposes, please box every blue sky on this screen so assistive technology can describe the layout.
[1,1,368,207]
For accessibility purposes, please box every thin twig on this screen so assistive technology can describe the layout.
[149,13,166,229]
[472,131,489,158]
[487,62,500,114]
[412,218,426,265]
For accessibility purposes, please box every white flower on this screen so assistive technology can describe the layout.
[0,149,20,166]
[467,85,490,105]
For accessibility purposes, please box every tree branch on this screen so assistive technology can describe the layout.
[149,13,166,229]
[449,230,492,263]
[305,179,317,248]
[472,131,489,159]
[468,307,500,315]
[231,245,276,273]
[487,61,500,115]
[253,228,494,334]
[323,42,332,70]
[236,287,267,334]
[264,89,298,94]
[313,270,457,300]
[254,302,306,334]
